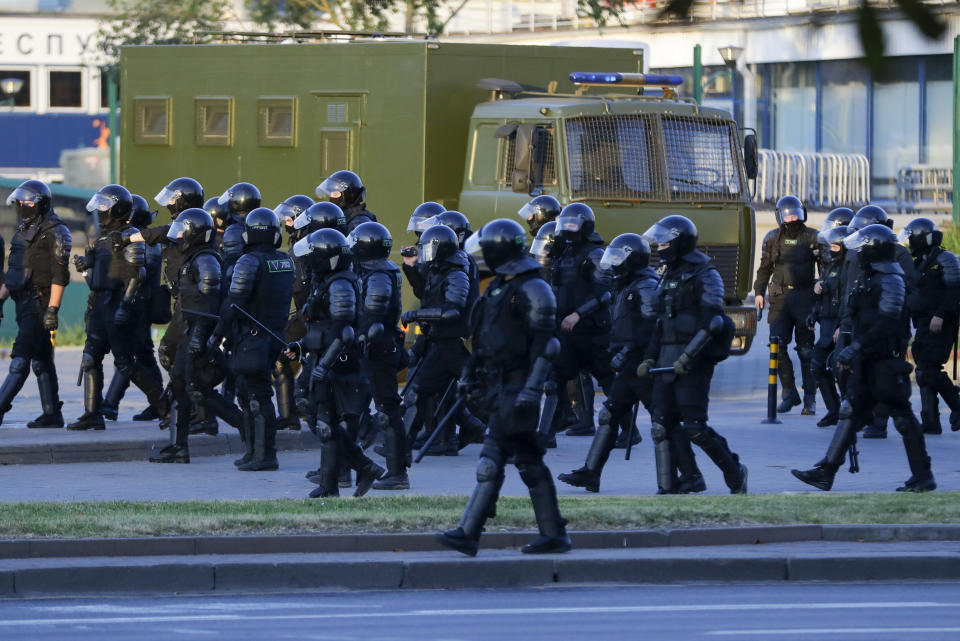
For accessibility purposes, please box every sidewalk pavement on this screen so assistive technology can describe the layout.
[1,526,959,595]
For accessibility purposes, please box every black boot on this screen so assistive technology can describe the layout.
[940,381,960,432]
[273,361,300,430]
[68,362,105,431]
[237,397,279,471]
[354,460,385,497]
[308,439,340,498]
[919,386,942,435]
[522,465,572,555]
[148,444,189,463]
[133,405,158,421]
[27,360,63,428]
[801,392,817,416]
[129,363,170,421]
[0,357,30,426]
[776,353,800,413]
[791,413,856,491]
[651,423,676,494]
[776,388,801,413]
[373,413,410,490]
[558,416,617,493]
[816,373,841,427]
[234,407,254,467]
[437,455,503,556]
[894,413,936,493]
[101,371,130,422]
[566,374,597,436]
[686,422,747,494]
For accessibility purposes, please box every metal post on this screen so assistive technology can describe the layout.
[953,34,959,224]
[693,44,703,106]
[107,66,118,184]
[761,336,781,424]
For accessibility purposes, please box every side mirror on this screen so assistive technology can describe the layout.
[743,133,758,180]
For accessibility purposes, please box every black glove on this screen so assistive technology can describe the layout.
[108,230,125,252]
[113,302,132,327]
[205,334,221,355]
[636,358,656,378]
[43,305,59,331]
[72,254,89,272]
[610,347,629,372]
[311,362,331,384]
[837,343,860,367]
[805,314,817,331]
[672,352,692,375]
[188,330,205,355]
[401,310,418,326]
[514,386,541,410]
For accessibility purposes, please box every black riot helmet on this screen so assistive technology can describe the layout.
[292,228,350,274]
[775,195,807,226]
[275,195,314,235]
[556,202,596,243]
[203,196,230,230]
[6,179,52,224]
[432,210,472,247]
[217,182,261,223]
[293,201,347,236]
[518,195,562,234]
[642,215,698,265]
[347,221,393,261]
[821,207,854,232]
[897,217,942,255]
[166,208,215,252]
[407,201,445,236]
[529,220,561,267]
[155,177,204,217]
[818,225,851,260]
[243,207,282,248]
[843,223,897,266]
[129,194,157,229]
[87,184,133,228]
[417,224,458,265]
[600,233,650,277]
[316,170,365,209]
[465,218,528,274]
[848,205,889,231]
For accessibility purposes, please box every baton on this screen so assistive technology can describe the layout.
[415,396,465,464]
[649,367,676,375]
[954,329,958,381]
[229,304,288,348]
[624,401,640,461]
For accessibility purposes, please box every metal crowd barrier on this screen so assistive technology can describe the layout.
[895,165,953,214]
[755,149,870,208]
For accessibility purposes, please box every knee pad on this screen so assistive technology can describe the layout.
[796,345,815,362]
[9,357,29,375]
[518,462,548,487]
[893,413,919,436]
[837,399,854,420]
[650,422,668,443]
[248,398,261,414]
[80,353,98,372]
[476,456,500,483]
[598,407,613,428]
[543,380,557,396]
[30,359,50,377]
[115,358,135,377]
[681,421,709,445]
[915,367,937,388]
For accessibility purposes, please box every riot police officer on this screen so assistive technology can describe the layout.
[754,195,820,414]
[0,180,71,428]
[149,208,222,463]
[292,228,384,497]
[347,222,410,489]
[899,218,960,434]
[215,182,261,276]
[273,194,315,431]
[437,218,570,557]
[208,208,296,470]
[639,215,748,495]
[70,184,167,430]
[545,203,612,439]
[315,170,375,232]
[807,225,851,428]
[792,224,935,492]
[518,195,561,236]
[101,194,165,422]
[401,224,473,456]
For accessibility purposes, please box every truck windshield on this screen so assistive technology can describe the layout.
[564,114,746,203]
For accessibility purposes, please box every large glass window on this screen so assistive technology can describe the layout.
[872,58,920,199]
[820,60,868,156]
[924,55,952,167]
[0,69,31,107]
[49,70,82,108]
[565,115,657,200]
[770,62,816,152]
[662,116,744,199]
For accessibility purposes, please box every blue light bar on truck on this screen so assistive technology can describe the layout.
[569,72,684,87]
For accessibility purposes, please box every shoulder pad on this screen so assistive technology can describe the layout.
[877,272,906,317]
[870,261,904,275]
[197,252,223,295]
[495,256,542,276]
[681,250,711,264]
[359,258,400,274]
[443,268,471,308]
[699,265,725,308]
[120,227,140,242]
[518,276,557,333]
[762,228,779,243]
[329,277,357,321]
[49,223,72,262]
[446,251,469,268]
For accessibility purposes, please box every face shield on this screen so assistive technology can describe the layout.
[599,246,630,271]
[166,219,187,243]
[896,228,912,244]
[216,189,233,207]
[557,217,582,234]
[407,214,435,234]
[6,185,40,208]
[641,221,680,249]
[418,238,441,263]
[517,202,539,222]
[841,229,869,253]
[154,186,180,208]
[275,202,303,225]
[292,211,314,231]
[463,230,482,260]
[85,192,117,214]
[315,177,342,201]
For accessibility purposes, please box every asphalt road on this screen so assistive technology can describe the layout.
[2,582,960,640]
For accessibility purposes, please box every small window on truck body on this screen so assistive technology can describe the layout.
[134,96,171,145]
[500,125,557,189]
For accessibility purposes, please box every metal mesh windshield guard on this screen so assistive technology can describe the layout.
[564,114,747,203]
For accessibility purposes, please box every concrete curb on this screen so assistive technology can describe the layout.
[0,429,320,466]
[3,524,959,560]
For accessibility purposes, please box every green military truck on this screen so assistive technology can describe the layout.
[120,39,757,352]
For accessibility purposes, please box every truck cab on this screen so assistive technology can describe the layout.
[459,74,757,353]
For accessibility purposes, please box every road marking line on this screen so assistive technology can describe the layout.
[0,602,954,627]
[709,628,960,636]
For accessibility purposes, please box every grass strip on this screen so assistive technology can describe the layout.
[0,493,958,539]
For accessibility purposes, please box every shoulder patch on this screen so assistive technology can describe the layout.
[784,239,798,246]
[267,258,294,273]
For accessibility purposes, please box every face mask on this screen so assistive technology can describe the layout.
[783,220,804,235]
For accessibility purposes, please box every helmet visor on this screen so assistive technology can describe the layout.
[529,235,554,259]
[154,186,180,207]
[86,192,116,214]
[517,202,538,222]
[292,236,314,257]
[275,202,299,222]
[599,246,629,270]
[819,226,850,247]
[292,211,314,231]
[315,177,341,200]
[407,215,434,234]
[842,229,872,252]
[418,239,440,263]
[776,205,805,225]
[6,185,41,207]
[167,219,187,242]
[464,230,482,260]
[216,189,232,207]
[896,228,913,244]
[558,217,582,233]
[642,221,681,247]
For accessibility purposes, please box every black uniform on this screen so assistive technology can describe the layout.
[141,223,186,375]
[217,244,295,470]
[646,250,747,494]
[0,214,71,426]
[793,251,935,492]
[754,224,820,410]
[72,225,167,429]
[909,245,960,433]
[302,266,383,497]
[809,248,844,427]
[437,253,569,556]
[342,203,376,232]
[274,243,310,431]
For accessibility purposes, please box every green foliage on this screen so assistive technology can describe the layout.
[940,222,960,256]
[97,0,232,60]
